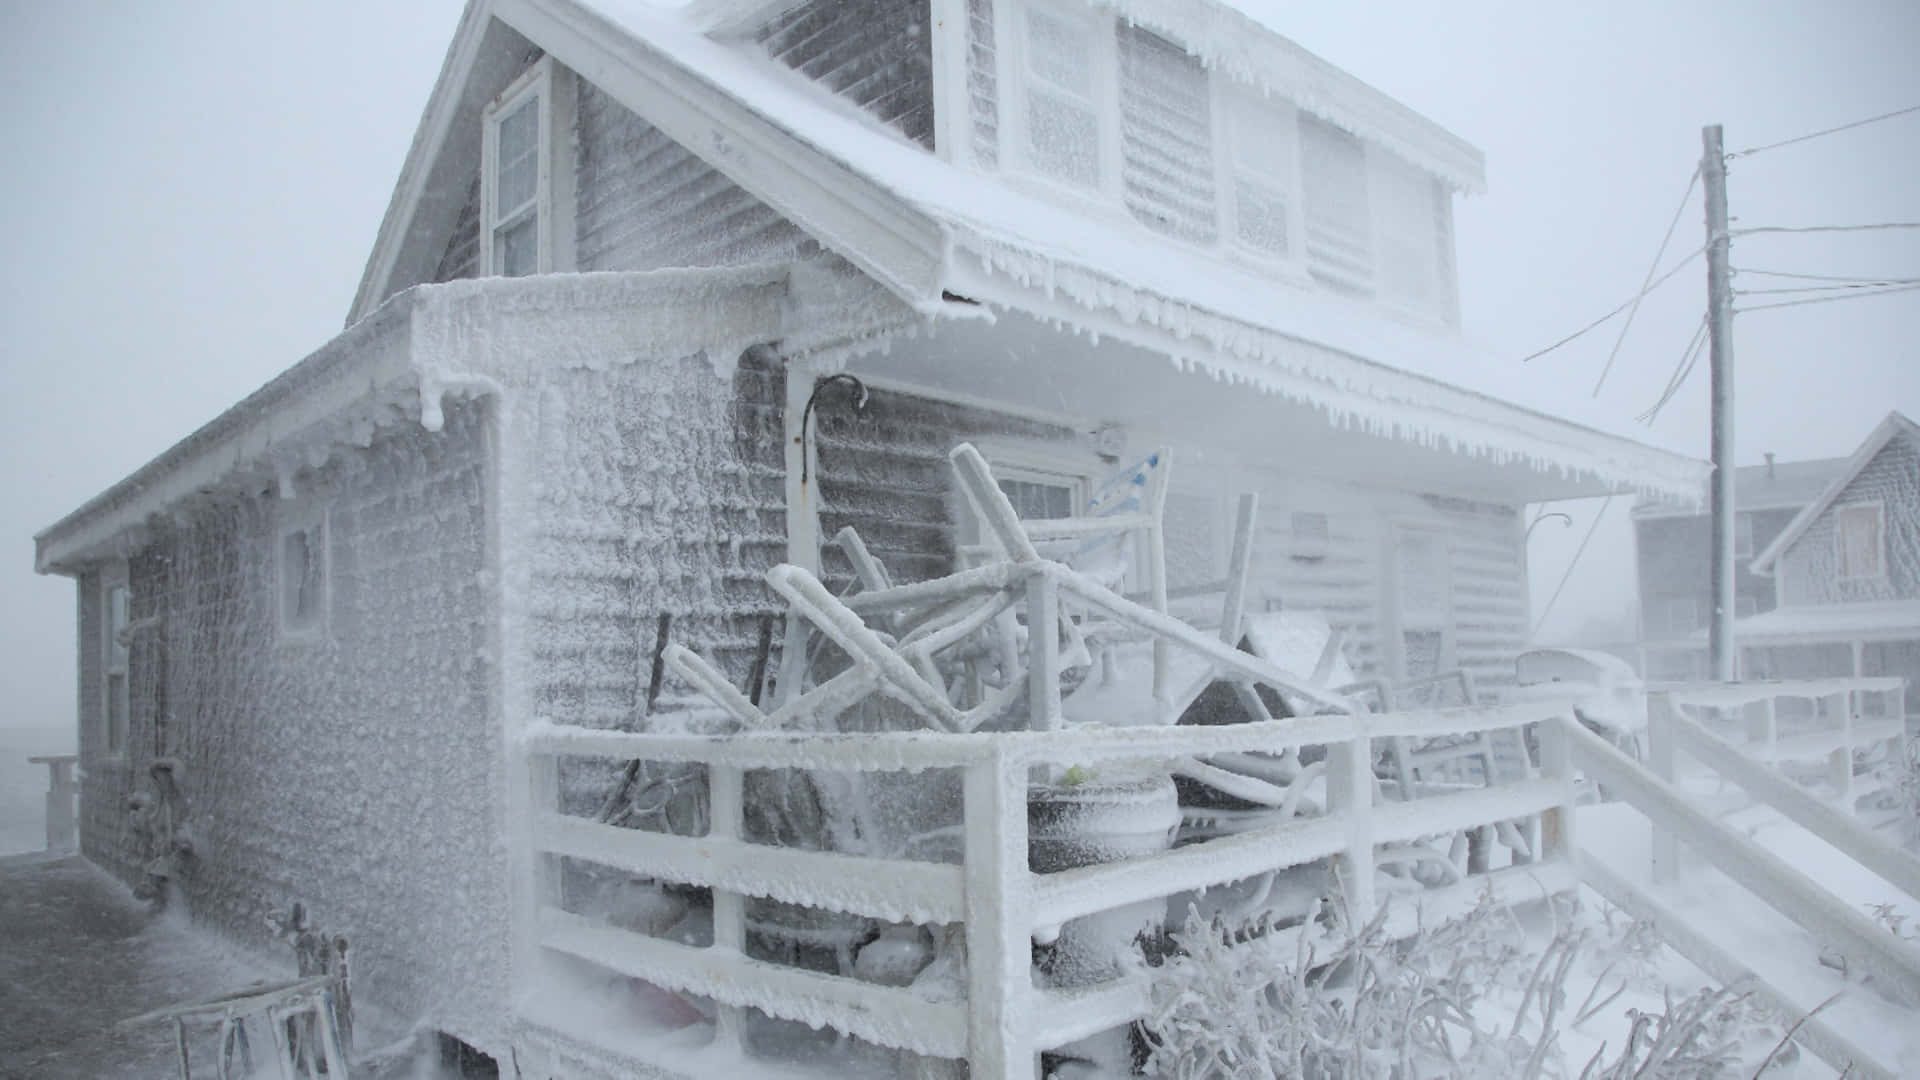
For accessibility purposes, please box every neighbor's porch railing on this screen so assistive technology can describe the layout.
[519,698,1583,1080]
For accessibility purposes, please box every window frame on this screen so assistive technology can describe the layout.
[277,504,332,640]
[480,56,575,278]
[1001,0,1121,200]
[100,564,130,760]
[1834,500,1886,581]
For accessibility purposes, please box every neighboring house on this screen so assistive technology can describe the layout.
[1741,411,1920,713]
[33,0,1700,1069]
[1633,453,1847,681]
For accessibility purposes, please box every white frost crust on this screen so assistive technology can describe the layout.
[1093,0,1486,192]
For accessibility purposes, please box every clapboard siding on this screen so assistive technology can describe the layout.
[1778,434,1920,606]
[573,81,816,273]
[1118,24,1217,244]
[525,351,788,730]
[756,0,935,149]
[812,384,1080,585]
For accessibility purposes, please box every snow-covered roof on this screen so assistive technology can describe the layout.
[344,0,1701,500]
[1631,455,1849,521]
[1749,411,1920,574]
[1724,599,1920,645]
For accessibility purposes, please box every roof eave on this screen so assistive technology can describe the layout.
[1748,411,1919,574]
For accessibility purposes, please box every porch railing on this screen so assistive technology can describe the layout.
[519,698,1582,1079]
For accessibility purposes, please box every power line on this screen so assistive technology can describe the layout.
[1736,267,1920,285]
[1728,103,1920,158]
[1533,493,1616,635]
[1735,279,1920,296]
[1592,167,1701,397]
[1736,281,1920,313]
[1636,315,1709,425]
[1734,223,1920,237]
[1520,247,1702,363]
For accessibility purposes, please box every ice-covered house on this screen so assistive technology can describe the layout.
[33,0,1702,1072]
[1741,411,1920,712]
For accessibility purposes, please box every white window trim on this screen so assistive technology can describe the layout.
[480,56,576,278]
[997,0,1123,205]
[277,504,332,640]
[1835,500,1886,581]
[100,563,130,761]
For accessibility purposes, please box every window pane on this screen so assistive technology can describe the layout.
[1027,92,1099,186]
[1026,9,1091,96]
[1837,505,1882,578]
[1235,179,1289,255]
[998,478,1075,520]
[496,216,538,277]
[106,584,129,669]
[496,96,540,214]
[283,530,313,627]
[107,673,127,754]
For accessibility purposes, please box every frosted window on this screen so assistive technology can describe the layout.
[281,527,326,632]
[496,216,537,278]
[1290,511,1329,559]
[1023,7,1100,187]
[1228,91,1293,256]
[1374,150,1441,309]
[998,477,1076,520]
[1396,531,1447,622]
[1300,115,1372,290]
[1836,503,1884,579]
[1402,629,1444,681]
[496,96,540,217]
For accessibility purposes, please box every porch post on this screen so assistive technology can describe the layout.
[963,747,1034,1079]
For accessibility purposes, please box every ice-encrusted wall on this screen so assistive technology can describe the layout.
[573,81,817,274]
[1778,436,1920,607]
[1118,24,1217,245]
[79,399,506,1049]
[524,349,788,729]
[811,383,1080,585]
[1250,484,1524,692]
[755,0,936,150]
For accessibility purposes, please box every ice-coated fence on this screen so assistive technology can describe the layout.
[518,697,1582,1079]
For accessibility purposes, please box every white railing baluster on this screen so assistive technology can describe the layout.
[1537,713,1577,864]
[1647,692,1680,884]
[963,748,1033,1080]
[709,764,748,1051]
[1326,730,1376,918]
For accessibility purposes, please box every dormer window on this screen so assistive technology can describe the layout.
[481,57,574,277]
[1014,4,1113,189]
[1222,89,1301,259]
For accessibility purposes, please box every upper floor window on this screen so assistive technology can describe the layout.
[1221,89,1298,259]
[1835,502,1884,580]
[1014,4,1111,189]
[482,58,573,277]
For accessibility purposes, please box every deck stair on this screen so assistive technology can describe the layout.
[1562,679,1920,1080]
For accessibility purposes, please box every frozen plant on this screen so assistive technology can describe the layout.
[1140,887,1553,1079]
[1574,984,1768,1080]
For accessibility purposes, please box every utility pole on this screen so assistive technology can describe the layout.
[1703,124,1737,681]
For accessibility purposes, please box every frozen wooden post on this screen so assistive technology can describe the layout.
[1326,729,1375,919]
[1827,691,1854,808]
[1537,713,1578,863]
[963,747,1034,1079]
[31,754,78,852]
[709,763,748,1052]
[1027,575,1061,732]
[1217,493,1258,648]
[1647,692,1680,884]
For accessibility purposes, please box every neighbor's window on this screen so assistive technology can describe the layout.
[1289,510,1329,560]
[1836,502,1884,580]
[483,60,554,278]
[279,515,329,636]
[102,573,129,757]
[1733,513,1754,558]
[1019,4,1106,188]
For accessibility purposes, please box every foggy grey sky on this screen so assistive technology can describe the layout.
[3,1,1916,734]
